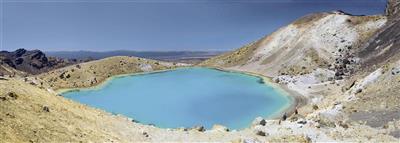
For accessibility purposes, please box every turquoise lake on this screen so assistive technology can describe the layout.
[62,67,292,129]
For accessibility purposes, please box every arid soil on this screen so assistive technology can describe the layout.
[1,1,400,142]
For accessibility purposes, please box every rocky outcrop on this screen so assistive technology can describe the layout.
[0,49,79,75]
[201,11,386,80]
[357,0,400,71]
[200,0,399,141]
[1,0,399,142]
[0,63,26,76]
[386,0,400,18]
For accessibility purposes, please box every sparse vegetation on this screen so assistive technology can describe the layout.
[1,1,399,142]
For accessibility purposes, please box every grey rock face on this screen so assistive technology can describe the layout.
[0,49,78,75]
[386,0,400,18]
[357,0,400,70]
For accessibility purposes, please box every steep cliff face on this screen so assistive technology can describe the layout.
[386,0,400,18]
[357,0,400,70]
[342,0,400,135]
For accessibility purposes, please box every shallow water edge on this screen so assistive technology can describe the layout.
[209,67,304,119]
[57,66,303,129]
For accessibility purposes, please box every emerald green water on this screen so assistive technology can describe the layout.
[62,67,292,129]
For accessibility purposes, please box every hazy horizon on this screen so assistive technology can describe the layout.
[44,49,228,52]
[1,0,387,51]
[0,48,228,52]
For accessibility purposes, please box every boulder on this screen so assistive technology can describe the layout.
[252,117,267,126]
[391,67,400,75]
[142,132,149,137]
[254,130,267,136]
[42,106,50,112]
[297,120,307,125]
[211,124,229,132]
[192,125,205,132]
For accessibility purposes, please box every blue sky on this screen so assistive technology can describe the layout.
[1,0,387,51]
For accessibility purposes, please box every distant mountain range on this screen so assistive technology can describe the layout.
[1,0,400,142]
[0,49,225,75]
[45,50,225,62]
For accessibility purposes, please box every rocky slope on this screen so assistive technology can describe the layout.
[0,78,142,142]
[357,0,400,70]
[386,0,400,19]
[2,77,397,143]
[342,0,400,138]
[38,56,186,90]
[200,11,386,78]
[0,49,79,75]
[1,0,400,142]
[0,63,27,77]
[201,2,400,141]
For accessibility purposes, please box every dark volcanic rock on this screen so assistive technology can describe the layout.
[386,0,400,19]
[357,0,400,71]
[0,49,79,75]
[349,108,400,128]
[357,20,400,68]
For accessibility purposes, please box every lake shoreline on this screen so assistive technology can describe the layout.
[56,66,305,130]
[208,67,307,120]
[56,67,187,94]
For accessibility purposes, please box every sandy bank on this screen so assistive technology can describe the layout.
[209,66,308,119]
